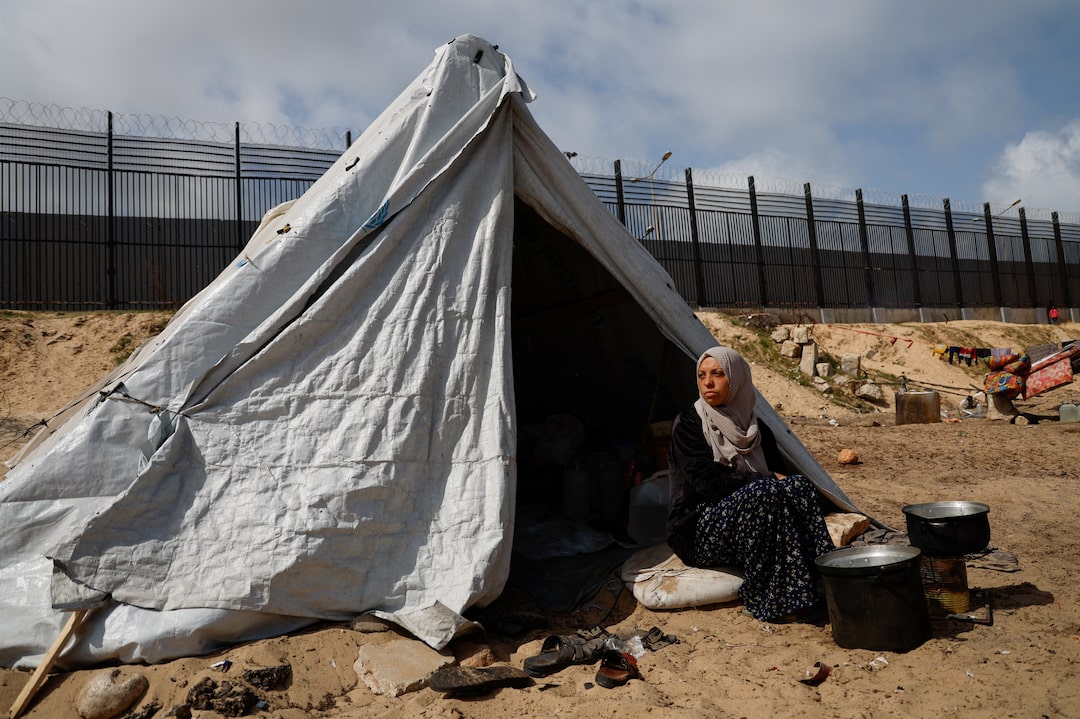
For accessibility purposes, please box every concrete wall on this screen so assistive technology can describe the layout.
[702,306,1080,326]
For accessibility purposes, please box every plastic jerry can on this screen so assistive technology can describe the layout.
[1060,403,1079,423]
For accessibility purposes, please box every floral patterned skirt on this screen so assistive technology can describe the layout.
[693,475,834,620]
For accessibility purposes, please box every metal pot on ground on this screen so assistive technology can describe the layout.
[815,545,930,652]
[902,501,991,556]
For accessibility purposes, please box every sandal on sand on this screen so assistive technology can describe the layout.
[642,626,678,651]
[595,650,641,688]
[429,665,533,695]
[523,627,609,677]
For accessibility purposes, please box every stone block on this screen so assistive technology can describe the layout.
[856,382,884,402]
[792,326,811,344]
[355,638,454,697]
[799,342,819,377]
[841,353,861,376]
[771,327,790,343]
[816,362,833,377]
[780,340,800,358]
[825,513,871,547]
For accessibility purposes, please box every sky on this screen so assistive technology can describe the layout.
[2,0,1079,217]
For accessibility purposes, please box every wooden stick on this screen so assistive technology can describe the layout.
[9,609,87,719]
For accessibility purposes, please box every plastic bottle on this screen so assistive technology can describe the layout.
[604,633,646,658]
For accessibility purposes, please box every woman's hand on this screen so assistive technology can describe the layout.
[773,471,787,480]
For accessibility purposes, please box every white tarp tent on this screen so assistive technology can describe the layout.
[0,34,861,669]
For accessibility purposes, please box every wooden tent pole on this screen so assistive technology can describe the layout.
[9,609,88,719]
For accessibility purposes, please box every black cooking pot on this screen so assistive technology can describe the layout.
[902,501,990,556]
[815,545,930,651]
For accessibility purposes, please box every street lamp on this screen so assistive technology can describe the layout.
[973,198,1021,222]
[629,151,672,240]
[630,151,672,183]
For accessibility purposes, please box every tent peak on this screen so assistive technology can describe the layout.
[444,34,500,59]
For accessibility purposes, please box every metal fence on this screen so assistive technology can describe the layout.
[0,102,355,309]
[591,163,1080,314]
[2,100,1079,312]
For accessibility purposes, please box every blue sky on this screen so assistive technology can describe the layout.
[2,0,1079,216]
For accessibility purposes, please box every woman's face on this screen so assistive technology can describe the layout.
[697,356,729,407]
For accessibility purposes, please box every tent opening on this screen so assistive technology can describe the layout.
[509,198,695,532]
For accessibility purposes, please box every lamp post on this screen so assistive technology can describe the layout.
[630,151,672,240]
[972,198,1021,222]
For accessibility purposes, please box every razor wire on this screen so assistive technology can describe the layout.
[0,97,358,152]
[3,96,1078,224]
[566,148,1080,223]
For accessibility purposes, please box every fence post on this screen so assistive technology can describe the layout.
[346,130,353,148]
[901,195,922,307]
[1019,208,1037,307]
[855,189,876,307]
[614,160,627,226]
[803,183,825,307]
[106,111,117,309]
[1052,212,1072,308]
[685,168,705,306]
[748,176,769,306]
[983,202,1004,306]
[943,199,964,308]
[234,122,244,251]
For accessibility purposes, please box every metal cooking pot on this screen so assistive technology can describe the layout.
[815,545,929,651]
[902,501,990,556]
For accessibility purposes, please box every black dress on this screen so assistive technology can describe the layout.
[666,408,834,620]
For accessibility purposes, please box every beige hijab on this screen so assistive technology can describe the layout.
[694,346,769,475]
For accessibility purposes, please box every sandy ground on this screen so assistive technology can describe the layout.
[1,310,1079,718]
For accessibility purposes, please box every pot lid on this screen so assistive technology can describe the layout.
[815,545,921,573]
[902,501,990,520]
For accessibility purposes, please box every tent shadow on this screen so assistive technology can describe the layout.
[468,547,641,646]
[985,581,1055,610]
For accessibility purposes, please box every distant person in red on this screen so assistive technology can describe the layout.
[1049,305,1060,324]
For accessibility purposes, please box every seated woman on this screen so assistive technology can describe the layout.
[666,346,834,621]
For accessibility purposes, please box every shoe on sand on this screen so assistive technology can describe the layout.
[428,665,533,695]
[595,650,641,689]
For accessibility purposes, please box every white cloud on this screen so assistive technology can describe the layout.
[983,120,1080,214]
[700,145,853,190]
[1,0,1079,209]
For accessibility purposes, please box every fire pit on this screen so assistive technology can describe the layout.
[902,500,993,623]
